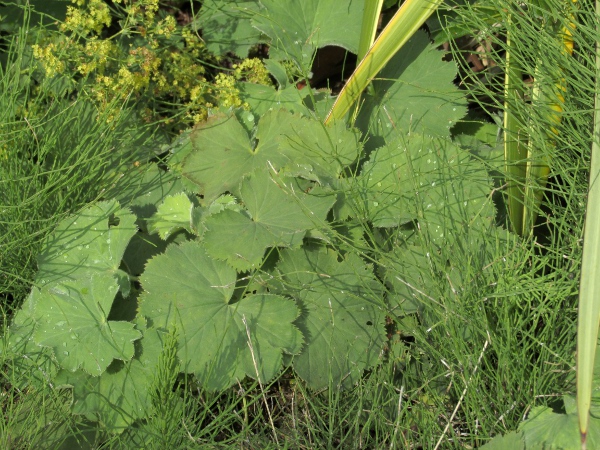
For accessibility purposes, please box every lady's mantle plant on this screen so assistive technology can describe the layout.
[4,0,502,432]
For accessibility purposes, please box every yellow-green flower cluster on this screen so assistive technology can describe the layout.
[232,58,272,86]
[31,0,218,128]
[214,73,243,109]
[31,1,277,128]
[32,42,66,77]
[61,0,111,35]
[77,38,116,76]
[211,58,272,112]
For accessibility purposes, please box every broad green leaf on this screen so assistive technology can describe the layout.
[264,59,290,89]
[203,209,274,271]
[183,109,359,203]
[251,0,365,70]
[32,273,141,376]
[203,171,336,271]
[36,200,137,289]
[356,134,494,242]
[194,0,264,57]
[520,406,600,450]
[277,246,385,389]
[139,241,302,390]
[3,294,58,389]
[146,192,199,240]
[56,324,165,431]
[380,245,430,318]
[121,231,188,277]
[238,82,310,116]
[419,163,495,247]
[183,110,292,203]
[277,114,362,182]
[479,431,525,450]
[356,30,467,140]
[105,163,189,226]
[357,134,447,227]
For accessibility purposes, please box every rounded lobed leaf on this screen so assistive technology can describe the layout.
[55,322,166,430]
[139,240,302,390]
[146,192,198,240]
[355,133,494,245]
[277,246,386,390]
[182,111,291,203]
[33,273,142,376]
[36,200,138,291]
[202,170,336,271]
[356,30,467,140]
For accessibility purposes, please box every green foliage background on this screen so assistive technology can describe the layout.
[0,0,596,448]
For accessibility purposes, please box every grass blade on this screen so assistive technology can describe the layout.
[325,0,444,125]
[357,0,384,61]
[576,1,600,446]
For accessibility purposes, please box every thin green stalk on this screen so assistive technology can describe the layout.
[576,1,600,446]
[522,3,576,235]
[503,13,527,235]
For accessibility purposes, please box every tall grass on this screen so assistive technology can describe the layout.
[442,0,597,444]
[0,9,156,314]
[0,8,159,447]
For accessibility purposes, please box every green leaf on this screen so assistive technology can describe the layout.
[121,228,192,278]
[183,109,360,203]
[251,0,364,70]
[277,114,362,183]
[356,134,494,241]
[203,170,335,271]
[106,164,189,227]
[264,59,290,89]
[356,30,467,140]
[182,111,292,203]
[194,0,264,57]
[36,200,138,289]
[479,431,525,450]
[32,273,142,376]
[139,241,302,390]
[520,406,600,450]
[380,245,430,318]
[3,293,58,389]
[146,192,199,240]
[56,324,165,431]
[238,82,310,116]
[277,246,386,389]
